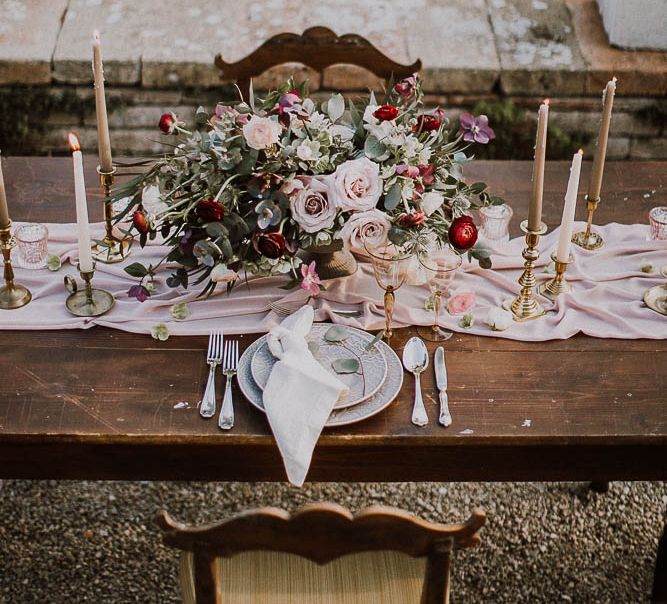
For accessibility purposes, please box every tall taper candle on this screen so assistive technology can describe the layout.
[0,151,10,228]
[528,99,550,232]
[68,133,94,273]
[92,31,113,173]
[556,150,583,262]
[588,78,616,202]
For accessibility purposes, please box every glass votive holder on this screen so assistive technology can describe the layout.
[649,206,667,240]
[15,223,49,269]
[479,203,513,241]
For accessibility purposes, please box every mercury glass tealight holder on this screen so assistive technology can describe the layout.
[479,203,513,242]
[648,206,667,241]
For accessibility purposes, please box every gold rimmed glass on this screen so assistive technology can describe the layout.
[418,245,462,341]
[364,241,413,341]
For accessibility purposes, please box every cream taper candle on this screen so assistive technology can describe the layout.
[528,99,549,232]
[92,30,113,174]
[556,150,583,262]
[588,78,617,203]
[69,133,94,273]
[0,150,10,228]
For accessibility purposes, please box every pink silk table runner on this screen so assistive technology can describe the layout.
[0,221,665,341]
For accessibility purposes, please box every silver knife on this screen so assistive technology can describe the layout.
[435,347,452,427]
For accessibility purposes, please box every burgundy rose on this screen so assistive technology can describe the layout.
[413,114,441,133]
[132,210,149,235]
[254,231,286,259]
[393,75,417,98]
[373,104,399,122]
[449,216,478,250]
[196,198,224,222]
[397,211,425,228]
[127,284,150,303]
[158,112,179,135]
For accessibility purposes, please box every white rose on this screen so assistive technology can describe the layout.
[290,177,337,233]
[420,191,445,216]
[485,307,513,331]
[340,209,391,251]
[329,157,382,212]
[141,185,168,217]
[296,139,321,161]
[210,264,239,284]
[242,116,282,150]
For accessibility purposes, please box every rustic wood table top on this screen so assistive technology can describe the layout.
[0,158,665,483]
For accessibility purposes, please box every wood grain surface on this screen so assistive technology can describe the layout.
[0,158,665,482]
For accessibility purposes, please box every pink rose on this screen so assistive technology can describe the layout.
[289,177,337,233]
[329,157,382,211]
[242,116,282,150]
[340,209,391,251]
[447,290,476,315]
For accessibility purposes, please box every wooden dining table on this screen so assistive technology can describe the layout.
[0,158,665,596]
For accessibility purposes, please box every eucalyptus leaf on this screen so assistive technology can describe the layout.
[384,183,402,210]
[324,325,348,342]
[327,93,345,123]
[364,135,387,160]
[307,341,320,356]
[332,358,359,374]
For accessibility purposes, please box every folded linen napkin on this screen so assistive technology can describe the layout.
[263,305,349,486]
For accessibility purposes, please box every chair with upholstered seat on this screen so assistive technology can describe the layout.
[157,502,485,604]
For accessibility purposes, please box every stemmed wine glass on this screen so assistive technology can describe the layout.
[364,241,413,341]
[418,245,462,341]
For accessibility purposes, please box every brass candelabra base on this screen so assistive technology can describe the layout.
[0,221,31,310]
[539,252,574,302]
[511,220,547,322]
[64,263,114,317]
[572,195,604,251]
[93,166,131,264]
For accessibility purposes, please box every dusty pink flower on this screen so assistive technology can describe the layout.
[329,157,382,211]
[242,116,282,150]
[340,209,391,251]
[300,261,321,296]
[447,290,476,315]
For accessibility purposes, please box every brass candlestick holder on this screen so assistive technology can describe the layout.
[511,220,547,322]
[0,222,32,309]
[64,262,114,317]
[539,252,574,302]
[93,166,130,264]
[572,195,604,250]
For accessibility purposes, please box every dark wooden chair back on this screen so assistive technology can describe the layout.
[157,502,485,604]
[215,26,422,99]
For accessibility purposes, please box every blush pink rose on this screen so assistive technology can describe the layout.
[340,209,391,251]
[242,116,282,150]
[447,290,476,315]
[329,157,382,211]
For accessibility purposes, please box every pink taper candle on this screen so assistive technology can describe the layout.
[587,78,617,202]
[92,31,113,173]
[0,151,10,228]
[528,99,550,231]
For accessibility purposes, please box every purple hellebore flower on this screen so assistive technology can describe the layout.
[395,164,420,178]
[393,74,418,98]
[128,285,150,303]
[278,91,301,115]
[458,113,496,144]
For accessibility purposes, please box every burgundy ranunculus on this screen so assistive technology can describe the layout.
[449,216,478,250]
[254,231,286,259]
[132,210,149,235]
[397,211,425,228]
[373,104,399,122]
[413,114,441,133]
[196,198,224,222]
[158,112,178,135]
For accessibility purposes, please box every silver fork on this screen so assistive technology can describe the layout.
[268,300,362,318]
[200,330,223,418]
[218,339,239,430]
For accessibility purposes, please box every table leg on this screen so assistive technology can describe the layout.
[589,481,610,493]
[652,521,667,604]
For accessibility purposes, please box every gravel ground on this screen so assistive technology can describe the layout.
[0,480,665,603]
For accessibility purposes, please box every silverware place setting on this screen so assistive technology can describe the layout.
[200,330,223,418]
[219,339,239,430]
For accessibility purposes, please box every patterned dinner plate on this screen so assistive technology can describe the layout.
[250,324,388,409]
[238,327,404,428]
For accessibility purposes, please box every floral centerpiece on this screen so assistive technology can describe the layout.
[113,75,502,300]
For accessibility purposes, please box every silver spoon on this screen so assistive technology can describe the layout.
[402,336,429,427]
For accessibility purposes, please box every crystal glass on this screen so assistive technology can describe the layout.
[364,241,413,340]
[418,245,462,341]
[649,206,667,240]
[15,223,49,269]
[479,203,513,241]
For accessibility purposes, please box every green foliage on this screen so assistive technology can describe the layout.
[470,99,591,160]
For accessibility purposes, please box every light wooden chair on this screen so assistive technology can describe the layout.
[157,502,485,604]
[215,26,422,100]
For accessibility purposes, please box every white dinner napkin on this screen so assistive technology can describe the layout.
[263,305,349,486]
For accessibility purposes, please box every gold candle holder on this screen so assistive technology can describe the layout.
[0,222,32,309]
[572,195,604,250]
[511,220,547,322]
[64,262,114,317]
[539,252,574,302]
[92,166,131,264]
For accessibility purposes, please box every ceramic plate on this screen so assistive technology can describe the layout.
[250,324,388,409]
[238,328,403,428]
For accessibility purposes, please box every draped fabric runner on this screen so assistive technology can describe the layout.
[1,221,665,340]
